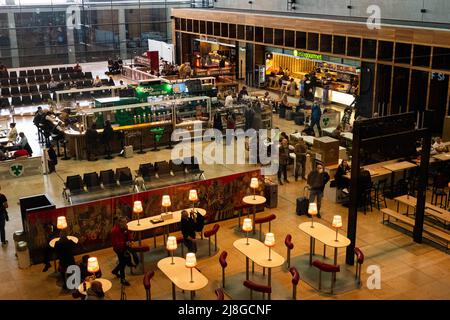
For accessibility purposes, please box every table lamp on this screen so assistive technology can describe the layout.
[133,200,143,226]
[57,216,67,230]
[162,195,171,214]
[264,232,275,261]
[250,178,259,200]
[87,257,99,280]
[242,218,253,245]
[308,203,318,228]
[166,236,177,265]
[332,215,342,242]
[189,189,198,213]
[185,252,197,283]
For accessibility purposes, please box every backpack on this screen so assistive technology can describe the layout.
[194,211,205,232]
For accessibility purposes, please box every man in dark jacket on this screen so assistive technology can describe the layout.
[310,103,322,137]
[278,138,290,185]
[181,210,197,253]
[111,216,132,286]
[294,138,307,181]
[54,230,77,289]
[307,162,330,218]
[85,123,99,161]
[47,144,58,173]
[102,120,114,159]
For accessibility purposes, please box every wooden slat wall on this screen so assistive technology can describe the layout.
[272,54,315,75]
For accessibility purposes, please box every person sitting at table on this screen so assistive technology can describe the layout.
[14,132,33,156]
[54,230,77,290]
[432,137,448,154]
[288,78,298,96]
[108,76,115,86]
[48,77,58,92]
[93,75,102,87]
[301,124,315,136]
[85,280,107,300]
[335,159,351,194]
[73,62,82,72]
[331,124,342,140]
[181,210,197,253]
[7,123,18,142]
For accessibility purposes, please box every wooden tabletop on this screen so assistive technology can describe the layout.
[343,166,392,180]
[127,208,206,232]
[242,195,267,205]
[395,195,450,223]
[78,278,112,295]
[157,257,208,291]
[433,152,450,161]
[49,236,79,248]
[298,222,351,248]
[233,238,285,269]
[382,161,417,172]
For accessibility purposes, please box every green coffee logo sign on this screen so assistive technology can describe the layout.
[10,164,24,177]
[293,50,323,61]
[135,84,173,100]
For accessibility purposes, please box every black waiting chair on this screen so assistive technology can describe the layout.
[11,96,21,106]
[35,69,42,76]
[19,70,27,77]
[371,178,388,210]
[83,172,101,191]
[35,75,44,84]
[29,85,38,93]
[65,175,84,194]
[9,71,17,78]
[0,79,8,86]
[51,68,59,74]
[59,67,67,73]
[28,76,36,84]
[44,75,52,82]
[169,159,185,176]
[42,68,50,75]
[61,73,70,81]
[154,161,172,178]
[184,156,205,179]
[67,66,74,73]
[10,87,20,96]
[9,78,18,86]
[116,167,133,185]
[83,80,93,87]
[100,169,117,188]
[84,72,93,79]
[0,98,10,108]
[1,88,10,97]
[21,95,32,105]
[41,92,52,102]
[18,77,27,85]
[39,84,49,93]
[20,86,29,95]
[31,94,42,104]
[138,163,155,182]
[27,69,35,77]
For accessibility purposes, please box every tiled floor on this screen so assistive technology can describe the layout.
[0,62,449,300]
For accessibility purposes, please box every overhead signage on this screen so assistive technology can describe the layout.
[293,50,323,61]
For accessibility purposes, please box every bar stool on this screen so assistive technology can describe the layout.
[203,224,220,256]
[143,270,155,300]
[243,280,272,300]
[130,245,150,274]
[254,214,276,241]
[354,247,365,285]
[176,235,185,256]
[312,260,340,294]
[289,267,300,300]
[219,251,228,288]
[285,234,294,268]
[215,288,225,300]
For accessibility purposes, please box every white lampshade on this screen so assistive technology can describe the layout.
[189,189,198,202]
[250,178,259,189]
[133,200,143,214]
[185,252,197,268]
[162,195,171,207]
[242,218,253,232]
[87,257,99,273]
[264,232,275,247]
[166,236,177,251]
[308,203,318,216]
[332,215,343,229]
[56,216,67,230]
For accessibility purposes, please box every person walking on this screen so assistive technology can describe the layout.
[294,138,307,181]
[181,210,197,253]
[102,120,114,159]
[306,162,330,218]
[0,186,9,246]
[310,103,322,137]
[85,123,99,161]
[111,216,132,286]
[278,138,290,185]
[54,230,77,290]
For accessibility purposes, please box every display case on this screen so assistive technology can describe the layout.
[174,96,212,137]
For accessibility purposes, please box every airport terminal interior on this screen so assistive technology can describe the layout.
[0,0,449,301]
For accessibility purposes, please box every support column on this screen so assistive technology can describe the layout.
[7,12,19,67]
[118,8,127,60]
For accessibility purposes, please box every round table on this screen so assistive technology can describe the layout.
[49,236,79,248]
[242,195,266,233]
[78,278,112,295]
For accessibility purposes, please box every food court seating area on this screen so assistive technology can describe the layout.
[0,66,108,108]
[63,157,205,204]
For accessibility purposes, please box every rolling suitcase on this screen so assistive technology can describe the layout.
[296,187,310,216]
[286,109,293,121]
[264,181,278,208]
[294,111,305,125]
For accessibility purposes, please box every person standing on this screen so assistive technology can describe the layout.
[294,138,307,181]
[306,163,330,218]
[111,216,132,286]
[42,222,57,272]
[47,144,58,173]
[8,123,18,142]
[54,230,77,289]
[85,123,99,161]
[310,103,322,137]
[224,91,235,108]
[181,210,197,253]
[0,186,8,246]
[278,138,290,185]
[102,120,114,160]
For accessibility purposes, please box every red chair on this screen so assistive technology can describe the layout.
[130,245,150,274]
[219,251,228,288]
[354,247,365,285]
[203,224,220,256]
[143,270,155,300]
[312,260,340,294]
[243,280,272,300]
[176,235,185,256]
[254,214,276,241]
[289,267,300,300]
[215,288,225,300]
[285,234,294,268]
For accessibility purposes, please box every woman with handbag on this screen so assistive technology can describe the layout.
[0,185,8,246]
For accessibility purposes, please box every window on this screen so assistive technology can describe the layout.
[333,36,346,55]
[320,34,332,53]
[214,22,220,36]
[432,47,450,71]
[307,33,319,51]
[206,21,213,35]
[413,45,431,67]
[378,41,394,61]
[175,18,180,30]
[221,23,228,38]
[395,42,412,64]
[274,29,284,46]
[186,19,193,32]
[193,20,199,33]
[264,28,273,44]
[246,26,254,41]
[391,67,410,114]
[296,31,306,49]
[285,30,295,48]
[229,24,236,39]
[180,18,186,31]
[362,39,377,59]
[347,37,361,57]
[200,21,206,34]
[237,25,245,40]
[255,27,263,43]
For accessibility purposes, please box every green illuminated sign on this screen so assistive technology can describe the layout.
[293,50,323,61]
[135,83,173,100]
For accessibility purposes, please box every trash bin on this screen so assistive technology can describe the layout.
[13,231,26,257]
[17,241,31,269]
